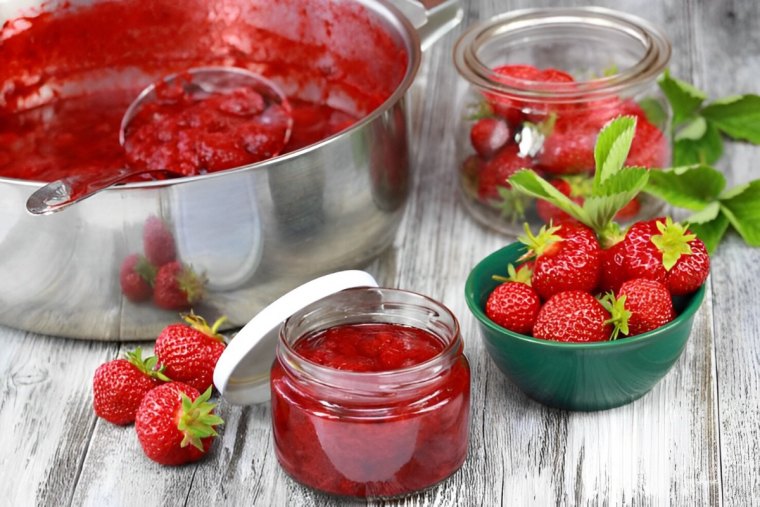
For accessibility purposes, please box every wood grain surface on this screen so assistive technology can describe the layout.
[2,0,760,506]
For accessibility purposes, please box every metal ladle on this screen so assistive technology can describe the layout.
[26,67,292,215]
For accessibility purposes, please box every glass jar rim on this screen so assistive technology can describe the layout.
[277,286,463,399]
[453,6,672,103]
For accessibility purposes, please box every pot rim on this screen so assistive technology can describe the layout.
[1,0,422,190]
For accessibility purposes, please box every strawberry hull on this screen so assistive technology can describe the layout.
[465,242,705,411]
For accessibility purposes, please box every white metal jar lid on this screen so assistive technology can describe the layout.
[212,270,379,405]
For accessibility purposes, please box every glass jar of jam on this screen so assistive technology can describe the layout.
[270,287,470,498]
[453,7,672,235]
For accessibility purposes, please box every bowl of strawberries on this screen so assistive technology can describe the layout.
[464,117,709,411]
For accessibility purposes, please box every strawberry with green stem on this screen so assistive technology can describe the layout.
[623,217,710,295]
[518,222,602,301]
[93,348,170,425]
[486,263,541,334]
[601,278,676,338]
[155,313,227,392]
[120,254,157,303]
[135,383,223,466]
[153,261,206,310]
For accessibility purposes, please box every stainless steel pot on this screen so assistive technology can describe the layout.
[0,0,461,340]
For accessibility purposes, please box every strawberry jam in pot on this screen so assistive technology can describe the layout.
[453,8,672,235]
[270,287,470,498]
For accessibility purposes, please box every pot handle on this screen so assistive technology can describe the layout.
[389,0,463,51]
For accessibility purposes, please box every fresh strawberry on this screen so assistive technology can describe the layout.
[153,261,206,310]
[135,383,223,466]
[486,65,575,124]
[486,263,541,334]
[119,254,157,302]
[604,278,676,337]
[533,290,611,342]
[626,118,669,168]
[535,178,583,224]
[470,117,510,158]
[598,239,629,294]
[614,197,641,221]
[92,348,169,425]
[477,144,532,200]
[143,215,177,267]
[623,217,710,295]
[537,116,597,174]
[520,222,602,300]
[154,313,227,392]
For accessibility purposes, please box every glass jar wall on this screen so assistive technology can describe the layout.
[453,7,672,235]
[270,287,470,498]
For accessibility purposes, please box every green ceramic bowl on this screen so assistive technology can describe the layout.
[465,242,706,411]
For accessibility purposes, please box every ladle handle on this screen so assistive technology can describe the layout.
[389,0,463,51]
[26,167,156,215]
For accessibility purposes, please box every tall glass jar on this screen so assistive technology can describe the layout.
[453,7,672,235]
[270,287,470,498]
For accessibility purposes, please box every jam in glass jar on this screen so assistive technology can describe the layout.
[453,7,672,235]
[270,287,470,498]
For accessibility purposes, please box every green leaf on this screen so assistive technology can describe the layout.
[638,97,668,127]
[583,168,649,231]
[672,121,724,166]
[719,180,760,246]
[508,170,590,223]
[593,116,637,190]
[675,116,707,141]
[658,70,707,125]
[702,94,760,143]
[644,165,727,211]
[686,201,721,224]
[688,212,730,254]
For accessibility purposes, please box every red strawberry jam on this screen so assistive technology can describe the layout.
[293,323,444,372]
[271,288,470,498]
[0,0,402,182]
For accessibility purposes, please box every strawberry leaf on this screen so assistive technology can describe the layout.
[688,212,730,254]
[644,165,727,211]
[673,121,724,166]
[702,94,760,144]
[638,97,668,126]
[719,180,760,246]
[658,70,707,125]
[593,115,637,190]
[583,168,649,231]
[508,169,589,223]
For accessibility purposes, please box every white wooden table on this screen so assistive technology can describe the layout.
[3,1,760,505]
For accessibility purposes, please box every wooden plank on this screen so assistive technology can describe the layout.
[0,327,116,506]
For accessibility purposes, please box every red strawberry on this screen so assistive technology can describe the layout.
[470,118,510,158]
[533,290,611,342]
[537,116,597,174]
[626,119,669,168]
[135,383,223,466]
[520,222,602,300]
[598,239,628,294]
[154,313,227,392]
[486,263,541,334]
[477,144,532,200]
[143,215,177,267]
[92,348,169,425]
[153,261,206,310]
[623,217,710,295]
[119,254,157,302]
[535,178,583,224]
[486,65,575,124]
[614,197,641,221]
[609,278,675,337]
